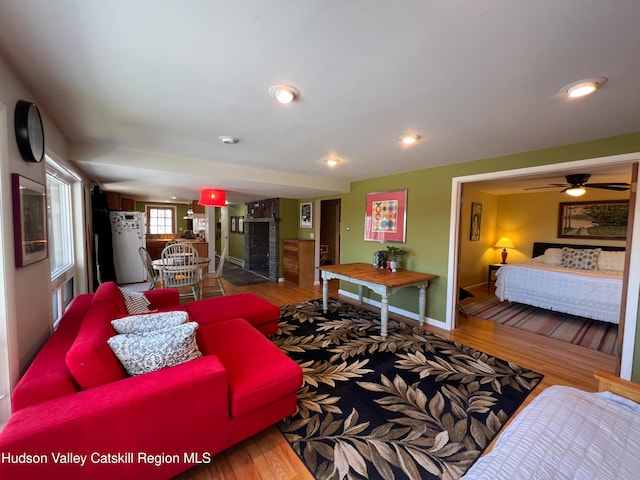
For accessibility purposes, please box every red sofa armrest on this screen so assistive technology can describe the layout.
[0,356,230,480]
[143,288,180,309]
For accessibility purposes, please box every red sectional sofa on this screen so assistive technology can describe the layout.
[0,282,301,480]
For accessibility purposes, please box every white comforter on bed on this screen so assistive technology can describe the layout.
[495,261,623,324]
[462,385,640,480]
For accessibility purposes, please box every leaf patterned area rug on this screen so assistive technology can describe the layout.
[274,298,543,480]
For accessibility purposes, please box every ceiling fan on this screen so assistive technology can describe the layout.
[524,173,631,196]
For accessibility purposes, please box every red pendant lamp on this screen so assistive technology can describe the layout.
[198,189,226,207]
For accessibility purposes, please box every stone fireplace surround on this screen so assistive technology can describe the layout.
[243,218,279,282]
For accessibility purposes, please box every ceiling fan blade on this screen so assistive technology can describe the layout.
[585,182,631,187]
[523,184,569,190]
[586,184,631,191]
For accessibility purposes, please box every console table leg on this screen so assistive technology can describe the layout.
[358,285,364,305]
[380,294,389,339]
[418,285,427,326]
[322,275,329,313]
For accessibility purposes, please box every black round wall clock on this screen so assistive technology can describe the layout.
[14,99,45,163]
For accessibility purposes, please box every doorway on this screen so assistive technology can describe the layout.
[316,199,341,283]
[446,153,640,379]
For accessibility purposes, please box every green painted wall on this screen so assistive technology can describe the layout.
[227,204,247,261]
[304,131,640,378]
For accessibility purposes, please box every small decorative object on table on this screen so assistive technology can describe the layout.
[385,245,406,272]
[373,251,387,269]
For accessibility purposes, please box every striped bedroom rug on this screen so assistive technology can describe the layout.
[463,295,619,355]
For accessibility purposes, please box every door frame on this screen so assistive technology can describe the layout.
[446,152,640,380]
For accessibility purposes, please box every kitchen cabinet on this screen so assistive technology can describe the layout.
[283,239,314,286]
[145,240,208,262]
[191,201,205,214]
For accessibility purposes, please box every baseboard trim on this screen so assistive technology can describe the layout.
[228,257,244,267]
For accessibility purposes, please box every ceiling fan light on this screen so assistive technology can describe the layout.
[565,186,587,197]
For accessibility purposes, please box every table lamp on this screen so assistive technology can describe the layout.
[494,237,515,264]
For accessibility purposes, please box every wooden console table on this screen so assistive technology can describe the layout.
[318,263,438,338]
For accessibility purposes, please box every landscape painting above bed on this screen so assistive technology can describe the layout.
[495,242,625,325]
[558,200,629,239]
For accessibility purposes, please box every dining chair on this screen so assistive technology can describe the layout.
[201,246,227,297]
[159,242,202,300]
[138,246,160,289]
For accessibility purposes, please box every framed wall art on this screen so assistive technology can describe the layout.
[230,216,237,233]
[12,173,48,267]
[238,216,244,234]
[300,202,312,228]
[558,200,629,239]
[364,188,407,243]
[470,202,482,241]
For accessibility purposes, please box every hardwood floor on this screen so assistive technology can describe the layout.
[174,277,618,480]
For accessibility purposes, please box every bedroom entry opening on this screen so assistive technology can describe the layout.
[447,155,640,380]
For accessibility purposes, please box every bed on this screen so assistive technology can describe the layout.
[494,242,625,324]
[461,371,640,480]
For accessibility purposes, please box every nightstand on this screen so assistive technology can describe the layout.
[487,263,503,291]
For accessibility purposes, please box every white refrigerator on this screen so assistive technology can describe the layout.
[110,211,146,284]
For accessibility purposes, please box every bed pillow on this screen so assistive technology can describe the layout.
[111,311,188,334]
[107,322,202,376]
[543,248,563,266]
[597,251,625,271]
[560,247,601,270]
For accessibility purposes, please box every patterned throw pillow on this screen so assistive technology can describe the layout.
[107,322,202,376]
[560,247,601,270]
[119,288,152,314]
[111,311,188,334]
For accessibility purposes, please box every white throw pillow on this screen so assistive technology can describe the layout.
[543,248,563,266]
[597,250,625,271]
[119,288,152,314]
[107,322,202,376]
[111,311,188,334]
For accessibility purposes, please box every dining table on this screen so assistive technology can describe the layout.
[151,256,211,289]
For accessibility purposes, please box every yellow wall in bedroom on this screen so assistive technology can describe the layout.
[458,186,630,289]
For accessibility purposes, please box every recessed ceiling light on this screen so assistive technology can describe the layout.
[325,158,341,167]
[561,77,607,98]
[268,84,300,104]
[398,134,421,145]
[218,136,239,144]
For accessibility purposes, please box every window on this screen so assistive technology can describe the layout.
[46,158,78,326]
[146,206,175,234]
[47,172,73,278]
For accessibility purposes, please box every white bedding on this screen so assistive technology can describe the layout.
[495,261,623,324]
[462,385,640,480]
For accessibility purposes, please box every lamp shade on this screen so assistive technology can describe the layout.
[198,189,226,207]
[494,237,515,249]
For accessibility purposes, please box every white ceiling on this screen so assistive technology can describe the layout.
[1,0,639,204]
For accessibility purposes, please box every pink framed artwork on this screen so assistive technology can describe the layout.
[364,189,407,243]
